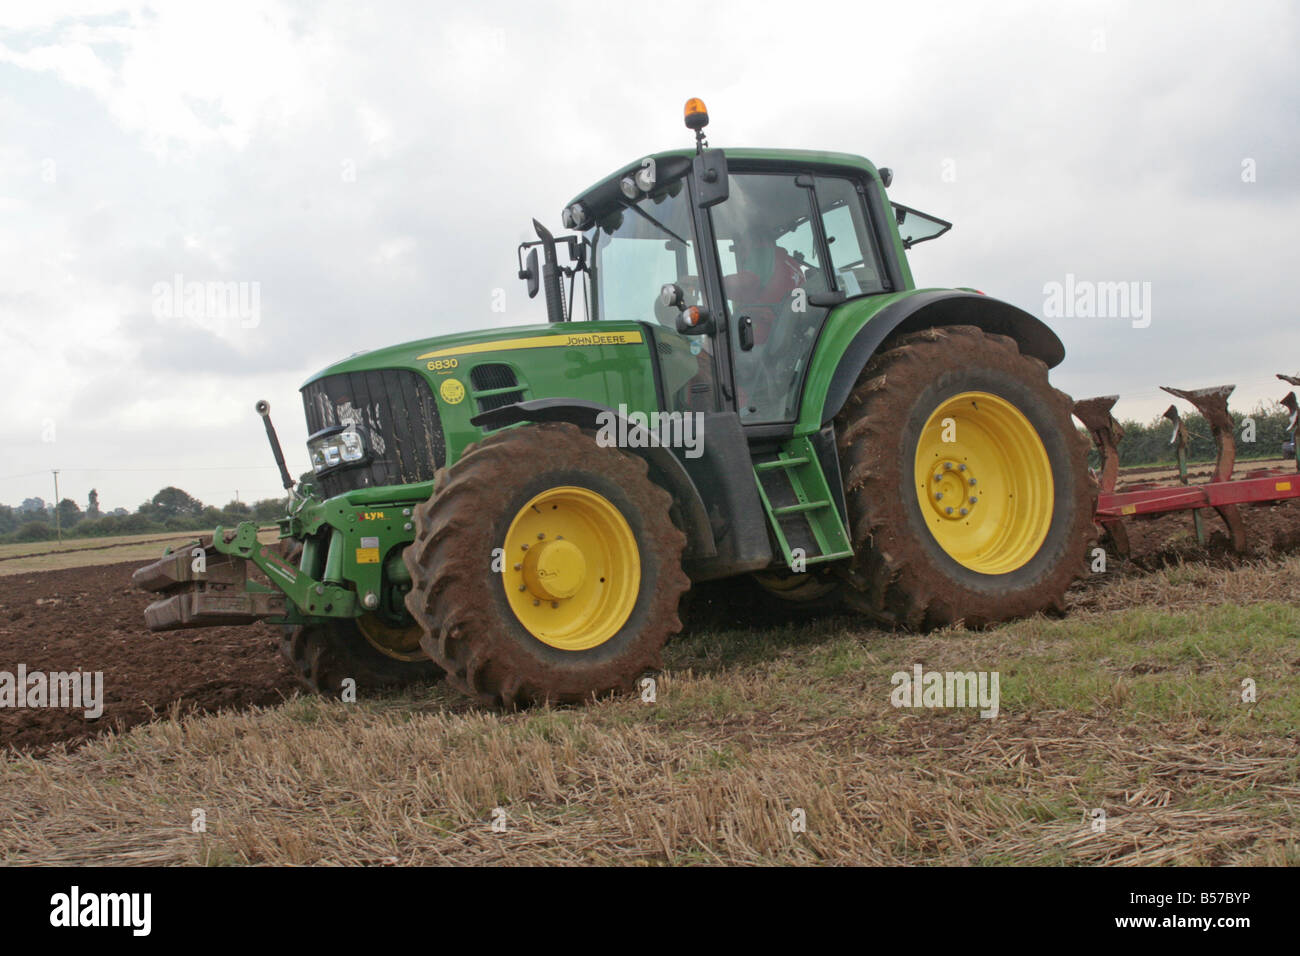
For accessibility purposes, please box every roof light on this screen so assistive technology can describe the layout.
[684,97,709,131]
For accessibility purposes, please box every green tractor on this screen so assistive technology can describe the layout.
[135,99,1094,707]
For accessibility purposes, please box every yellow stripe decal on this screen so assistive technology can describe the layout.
[418,331,644,360]
[1277,481,1292,492]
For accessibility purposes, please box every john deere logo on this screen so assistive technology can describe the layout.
[440,378,465,404]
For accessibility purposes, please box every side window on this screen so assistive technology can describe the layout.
[816,177,887,296]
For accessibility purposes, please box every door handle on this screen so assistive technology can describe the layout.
[738,315,754,351]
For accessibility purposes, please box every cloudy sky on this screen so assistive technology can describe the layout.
[1,0,1297,512]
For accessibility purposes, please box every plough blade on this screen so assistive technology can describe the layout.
[1076,380,1300,558]
[133,538,286,631]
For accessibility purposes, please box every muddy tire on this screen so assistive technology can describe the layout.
[834,325,1095,628]
[403,422,689,708]
[280,620,442,697]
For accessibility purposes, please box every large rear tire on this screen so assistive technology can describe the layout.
[403,422,689,708]
[834,325,1095,628]
[280,618,443,697]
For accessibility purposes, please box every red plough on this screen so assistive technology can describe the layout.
[1074,376,1300,557]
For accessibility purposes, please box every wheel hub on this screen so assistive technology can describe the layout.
[503,486,640,651]
[522,537,586,601]
[925,458,980,521]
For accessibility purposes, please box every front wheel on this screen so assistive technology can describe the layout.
[834,325,1095,628]
[403,422,690,708]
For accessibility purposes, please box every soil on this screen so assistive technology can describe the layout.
[0,561,295,755]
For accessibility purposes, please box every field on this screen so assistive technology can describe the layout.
[1,502,1298,865]
[0,528,279,576]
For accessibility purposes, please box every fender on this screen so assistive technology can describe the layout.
[818,290,1066,426]
[469,398,717,559]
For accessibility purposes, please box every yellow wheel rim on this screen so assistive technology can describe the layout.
[913,391,1053,575]
[357,613,426,662]
[502,486,640,651]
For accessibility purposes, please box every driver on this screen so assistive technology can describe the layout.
[723,232,805,346]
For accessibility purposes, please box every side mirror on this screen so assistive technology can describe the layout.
[693,149,728,207]
[519,247,540,299]
[879,167,893,188]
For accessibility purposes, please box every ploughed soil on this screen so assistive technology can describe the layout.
[0,561,296,755]
[4,492,1300,755]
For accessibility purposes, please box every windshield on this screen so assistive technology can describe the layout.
[587,181,703,324]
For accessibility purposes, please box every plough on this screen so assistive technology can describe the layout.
[1074,374,1300,557]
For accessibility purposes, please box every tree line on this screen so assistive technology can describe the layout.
[1086,404,1295,469]
[0,487,287,544]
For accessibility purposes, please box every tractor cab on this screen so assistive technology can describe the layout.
[519,98,948,430]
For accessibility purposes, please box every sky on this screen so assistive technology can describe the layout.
[1,0,1297,512]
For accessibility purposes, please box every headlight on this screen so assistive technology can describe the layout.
[308,425,366,473]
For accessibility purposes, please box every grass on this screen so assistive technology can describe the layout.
[0,528,280,576]
[1,556,1298,865]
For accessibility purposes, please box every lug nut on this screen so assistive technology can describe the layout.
[521,543,529,551]
[934,473,943,481]
[551,601,559,609]
[945,506,954,515]
[943,462,952,470]
[960,508,968,516]
[969,478,977,486]
[533,599,540,606]
[935,492,943,500]
[969,496,978,505]
[513,563,522,571]
[518,584,526,592]
[958,463,966,471]
[537,532,545,540]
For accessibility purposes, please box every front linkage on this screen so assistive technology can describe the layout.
[133,478,432,632]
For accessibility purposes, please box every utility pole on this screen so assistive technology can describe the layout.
[52,469,61,544]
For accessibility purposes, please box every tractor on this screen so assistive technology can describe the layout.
[135,98,1095,707]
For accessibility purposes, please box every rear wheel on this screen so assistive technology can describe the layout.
[280,617,442,697]
[834,325,1094,628]
[403,422,689,708]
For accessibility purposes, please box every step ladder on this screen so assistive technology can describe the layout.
[752,434,854,567]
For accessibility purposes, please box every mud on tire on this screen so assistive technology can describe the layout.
[280,620,443,697]
[833,324,1096,628]
[402,421,689,708]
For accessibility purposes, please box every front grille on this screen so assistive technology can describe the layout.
[301,369,445,498]
[470,363,524,413]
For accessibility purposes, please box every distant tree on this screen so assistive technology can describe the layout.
[142,486,204,519]
[86,488,102,519]
[223,500,252,517]
[13,520,54,542]
[55,498,82,529]
[109,507,129,517]
[0,505,15,535]
[250,498,286,522]
[20,497,45,513]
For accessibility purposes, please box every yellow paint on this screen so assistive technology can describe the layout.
[360,511,386,521]
[439,378,466,404]
[418,330,644,360]
[355,547,380,564]
[1121,504,1136,515]
[913,391,1054,575]
[502,486,639,651]
[1277,481,1292,492]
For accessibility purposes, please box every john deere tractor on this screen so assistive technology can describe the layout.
[135,99,1094,707]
